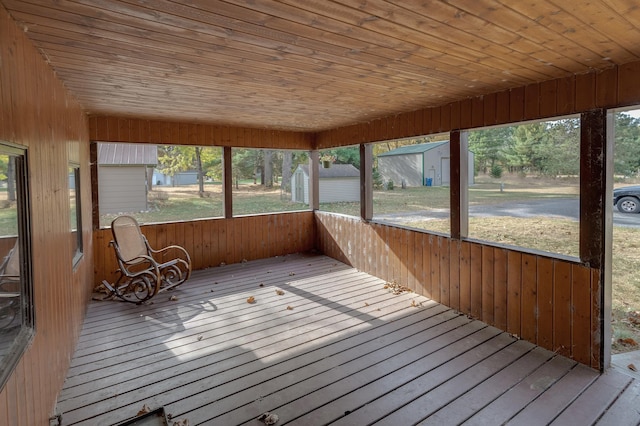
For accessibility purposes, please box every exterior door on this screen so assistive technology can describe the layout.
[441,157,450,185]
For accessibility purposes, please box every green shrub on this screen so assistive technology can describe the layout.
[373,169,384,189]
[490,164,503,179]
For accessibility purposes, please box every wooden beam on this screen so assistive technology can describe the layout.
[450,130,468,239]
[309,150,319,211]
[223,146,232,218]
[90,141,100,230]
[360,143,373,221]
[580,109,606,268]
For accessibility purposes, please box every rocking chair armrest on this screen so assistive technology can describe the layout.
[119,254,162,276]
[0,292,20,298]
[149,244,191,263]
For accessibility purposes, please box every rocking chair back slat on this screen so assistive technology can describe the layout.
[112,216,147,262]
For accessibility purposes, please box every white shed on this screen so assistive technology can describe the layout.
[292,164,360,204]
[98,143,157,214]
[377,141,474,187]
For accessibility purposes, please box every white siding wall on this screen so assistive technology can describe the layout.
[98,166,147,214]
[291,169,309,203]
[319,178,359,202]
[378,154,423,187]
[424,144,450,186]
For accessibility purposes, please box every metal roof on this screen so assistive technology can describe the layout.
[97,143,158,166]
[377,141,449,157]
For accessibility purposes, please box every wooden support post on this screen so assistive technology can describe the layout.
[223,146,233,218]
[90,141,100,229]
[360,143,373,221]
[450,130,468,239]
[580,109,607,268]
[580,108,611,371]
[309,150,319,211]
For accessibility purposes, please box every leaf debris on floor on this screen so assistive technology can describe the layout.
[136,404,151,416]
[383,280,412,295]
[247,296,256,304]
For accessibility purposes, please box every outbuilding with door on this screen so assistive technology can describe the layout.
[377,141,474,187]
[292,163,360,204]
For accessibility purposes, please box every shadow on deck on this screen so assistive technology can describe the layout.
[57,254,640,425]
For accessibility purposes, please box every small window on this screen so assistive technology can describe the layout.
[372,134,451,233]
[466,117,580,257]
[232,148,310,216]
[97,143,224,226]
[316,146,361,216]
[69,164,82,265]
[0,144,33,390]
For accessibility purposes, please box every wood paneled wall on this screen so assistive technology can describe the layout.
[315,213,601,369]
[89,116,314,150]
[316,61,640,148]
[0,4,94,425]
[93,212,315,286]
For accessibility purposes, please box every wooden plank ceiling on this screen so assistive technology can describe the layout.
[3,0,640,131]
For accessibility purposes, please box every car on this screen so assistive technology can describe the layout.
[613,185,640,213]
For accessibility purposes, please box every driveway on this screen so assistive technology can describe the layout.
[375,197,640,229]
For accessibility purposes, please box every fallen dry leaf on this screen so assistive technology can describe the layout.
[137,404,151,416]
[169,295,178,301]
[289,272,295,276]
[258,412,279,425]
[276,289,285,296]
[172,419,189,426]
[247,296,256,304]
[385,280,412,295]
[629,363,638,372]
[618,337,638,346]
[259,283,264,287]
[286,306,294,310]
[364,302,369,307]
[411,300,417,307]
[197,335,203,341]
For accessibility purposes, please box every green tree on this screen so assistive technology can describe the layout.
[541,119,580,177]
[503,122,548,174]
[614,113,640,178]
[468,127,513,174]
[232,149,261,188]
[157,146,196,185]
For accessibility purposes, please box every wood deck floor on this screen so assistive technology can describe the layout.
[57,254,640,426]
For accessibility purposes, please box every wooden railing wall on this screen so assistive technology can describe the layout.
[93,212,316,286]
[0,4,94,425]
[315,213,601,369]
[89,116,314,150]
[316,61,640,147]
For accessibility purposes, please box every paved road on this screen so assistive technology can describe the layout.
[375,197,640,229]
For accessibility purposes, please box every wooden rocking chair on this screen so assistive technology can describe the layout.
[101,216,191,303]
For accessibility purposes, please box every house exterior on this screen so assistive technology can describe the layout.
[153,170,199,186]
[97,143,157,214]
[377,141,475,187]
[292,164,360,204]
